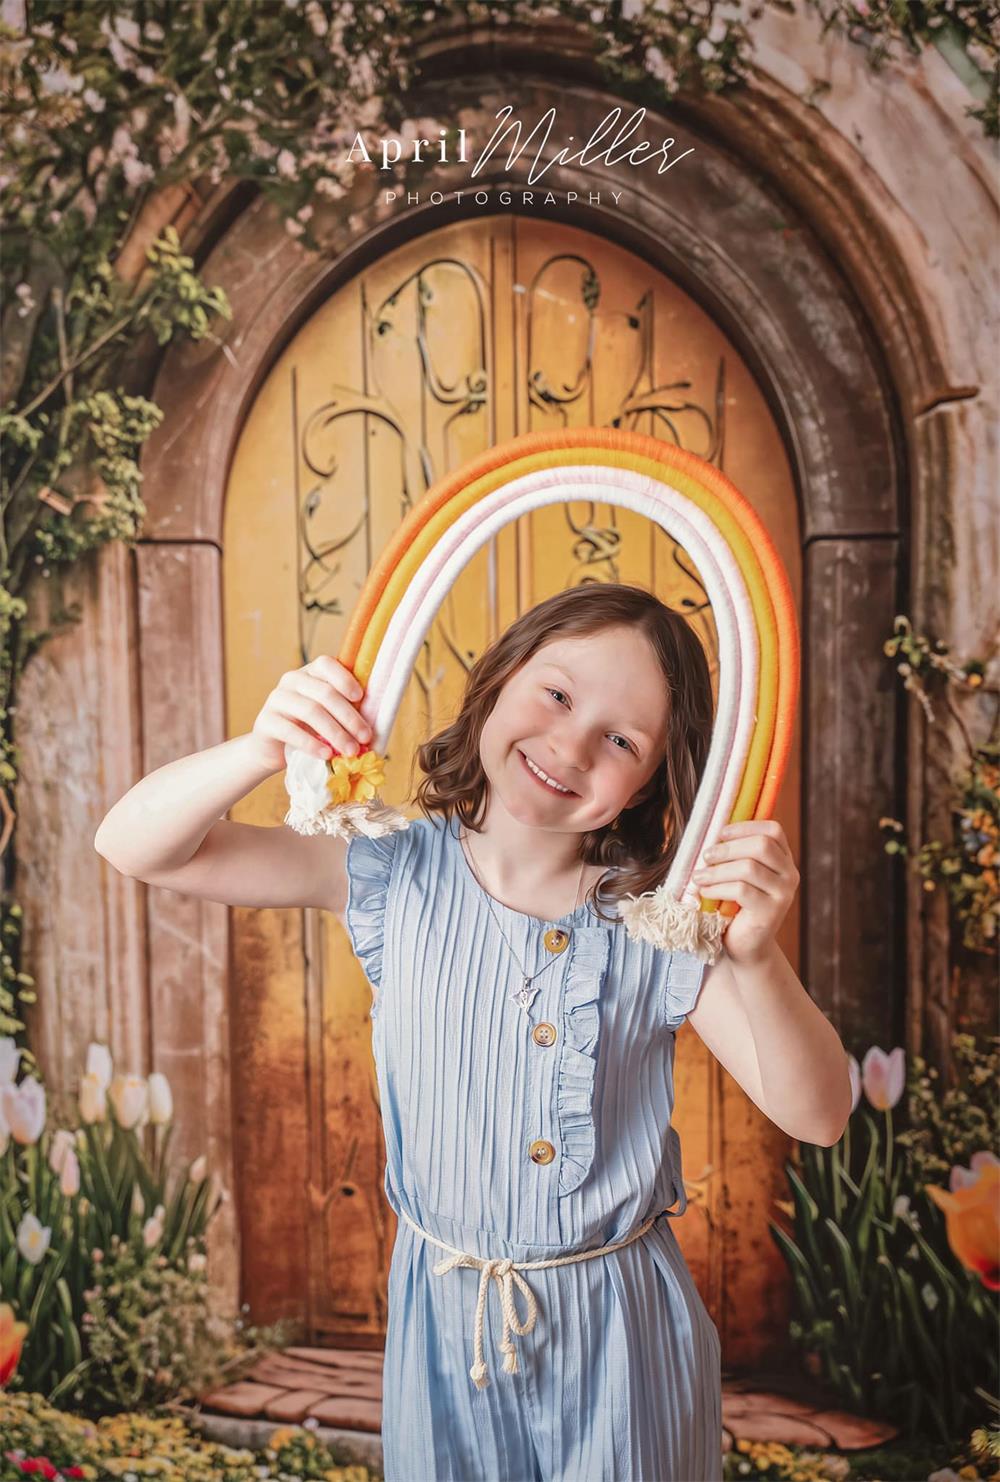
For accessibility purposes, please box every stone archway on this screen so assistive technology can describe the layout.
[128,68,910,1344]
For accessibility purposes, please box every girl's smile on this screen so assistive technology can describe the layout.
[517,747,578,796]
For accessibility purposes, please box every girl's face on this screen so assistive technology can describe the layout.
[478,625,671,834]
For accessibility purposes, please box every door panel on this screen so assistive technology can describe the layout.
[223,215,801,1362]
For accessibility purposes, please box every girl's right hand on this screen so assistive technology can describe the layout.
[249,656,373,773]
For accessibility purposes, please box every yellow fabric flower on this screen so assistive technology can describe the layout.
[327,750,387,805]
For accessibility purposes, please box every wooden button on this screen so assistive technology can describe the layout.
[543,927,570,954]
[532,1021,557,1048]
[529,1139,556,1165]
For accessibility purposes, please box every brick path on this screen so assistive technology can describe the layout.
[201,1350,900,1454]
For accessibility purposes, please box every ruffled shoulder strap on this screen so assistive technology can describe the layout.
[659,948,709,1033]
[345,830,401,998]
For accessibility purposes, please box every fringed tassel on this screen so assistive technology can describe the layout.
[283,748,411,840]
[619,886,728,963]
[283,797,411,839]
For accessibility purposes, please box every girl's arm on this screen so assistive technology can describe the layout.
[686,819,854,1147]
[94,656,371,919]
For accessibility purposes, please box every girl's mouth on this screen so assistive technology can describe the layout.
[518,749,577,797]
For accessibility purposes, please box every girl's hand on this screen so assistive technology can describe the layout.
[248,656,372,773]
[691,820,800,967]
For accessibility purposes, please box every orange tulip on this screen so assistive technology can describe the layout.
[0,1301,28,1387]
[926,1161,1000,1290]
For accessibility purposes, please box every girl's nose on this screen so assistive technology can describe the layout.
[548,727,591,775]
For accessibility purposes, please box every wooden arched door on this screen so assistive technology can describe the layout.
[222,215,801,1365]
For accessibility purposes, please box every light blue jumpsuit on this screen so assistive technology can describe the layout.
[346,811,722,1482]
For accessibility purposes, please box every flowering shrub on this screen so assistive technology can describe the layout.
[0,1038,276,1410]
[0,1392,382,1481]
[770,1036,1000,1441]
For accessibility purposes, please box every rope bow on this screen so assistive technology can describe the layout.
[431,1251,538,1389]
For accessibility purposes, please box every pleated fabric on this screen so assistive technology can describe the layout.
[346,812,722,1482]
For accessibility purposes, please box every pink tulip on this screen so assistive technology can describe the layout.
[48,1128,76,1177]
[59,1147,80,1198]
[861,1045,905,1110]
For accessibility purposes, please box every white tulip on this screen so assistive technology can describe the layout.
[60,1146,80,1198]
[17,1211,52,1265]
[147,1072,173,1125]
[49,1128,76,1176]
[1,1077,46,1145]
[85,1042,113,1089]
[109,1074,148,1130]
[189,1154,207,1183]
[131,1184,146,1217]
[79,1071,107,1124]
[847,1053,861,1113]
[0,1037,20,1084]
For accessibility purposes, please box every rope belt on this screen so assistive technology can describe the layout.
[399,1206,662,1390]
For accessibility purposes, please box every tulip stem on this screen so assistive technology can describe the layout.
[884,1106,893,1189]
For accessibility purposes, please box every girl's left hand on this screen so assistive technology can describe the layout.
[691,820,800,966]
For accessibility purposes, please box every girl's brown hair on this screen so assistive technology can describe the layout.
[412,582,715,923]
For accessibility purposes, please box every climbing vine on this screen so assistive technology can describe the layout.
[879,617,1000,956]
[804,0,999,137]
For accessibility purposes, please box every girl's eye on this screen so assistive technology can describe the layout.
[545,690,634,756]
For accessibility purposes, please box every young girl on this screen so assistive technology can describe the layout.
[95,581,853,1482]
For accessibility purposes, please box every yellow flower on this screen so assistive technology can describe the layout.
[327,759,354,805]
[268,1424,304,1450]
[327,750,386,805]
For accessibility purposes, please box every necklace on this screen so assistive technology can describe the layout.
[459,829,588,1017]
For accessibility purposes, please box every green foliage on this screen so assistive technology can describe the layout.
[1,231,229,594]
[769,1036,1000,1443]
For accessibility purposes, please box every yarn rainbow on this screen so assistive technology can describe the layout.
[284,428,799,961]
